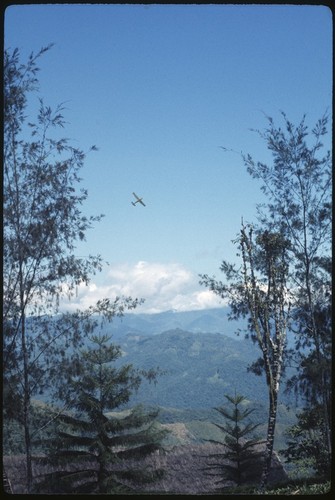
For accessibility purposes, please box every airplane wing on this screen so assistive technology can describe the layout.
[132,192,145,206]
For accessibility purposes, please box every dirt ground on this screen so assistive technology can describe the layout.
[3,443,287,494]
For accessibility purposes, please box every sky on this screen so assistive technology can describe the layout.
[4,3,332,313]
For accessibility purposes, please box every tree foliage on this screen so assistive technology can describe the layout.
[244,112,332,470]
[3,45,108,491]
[34,333,168,494]
[4,45,104,323]
[200,111,331,486]
[283,298,331,478]
[3,45,149,493]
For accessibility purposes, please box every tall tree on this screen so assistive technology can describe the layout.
[201,224,291,487]
[201,111,331,485]
[3,45,110,491]
[205,393,264,489]
[243,112,332,465]
[34,332,168,494]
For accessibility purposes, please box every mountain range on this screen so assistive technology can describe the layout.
[109,306,247,340]
[101,308,296,411]
[26,308,298,453]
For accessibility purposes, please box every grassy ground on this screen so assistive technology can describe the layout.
[221,478,331,495]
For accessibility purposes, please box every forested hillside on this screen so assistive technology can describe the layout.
[115,328,293,408]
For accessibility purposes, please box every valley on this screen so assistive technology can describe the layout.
[4,308,300,493]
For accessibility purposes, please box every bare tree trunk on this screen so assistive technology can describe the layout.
[260,387,278,489]
[21,312,33,493]
[19,262,33,493]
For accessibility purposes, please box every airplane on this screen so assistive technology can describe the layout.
[131,192,146,206]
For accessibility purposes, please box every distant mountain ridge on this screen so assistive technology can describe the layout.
[27,308,296,411]
[109,307,247,340]
[109,306,296,348]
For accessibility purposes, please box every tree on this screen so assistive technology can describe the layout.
[205,393,264,489]
[283,295,331,478]
[201,224,291,488]
[243,112,332,468]
[3,45,110,491]
[3,45,102,491]
[283,405,331,478]
[200,111,331,485]
[34,332,168,494]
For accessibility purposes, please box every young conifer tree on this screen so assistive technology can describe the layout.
[206,393,264,489]
[35,332,168,494]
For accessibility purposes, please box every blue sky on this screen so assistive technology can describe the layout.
[5,4,332,313]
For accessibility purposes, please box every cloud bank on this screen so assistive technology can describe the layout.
[60,261,224,314]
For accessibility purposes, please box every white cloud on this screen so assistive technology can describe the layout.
[59,261,224,314]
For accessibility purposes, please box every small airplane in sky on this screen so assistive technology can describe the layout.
[131,192,146,206]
